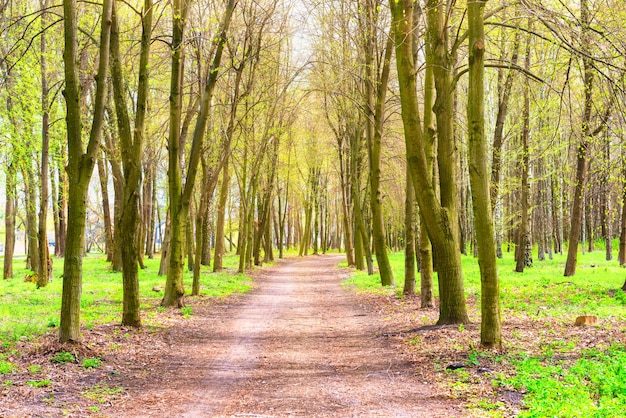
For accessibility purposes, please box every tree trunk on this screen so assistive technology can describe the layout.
[565,0,595,277]
[37,1,51,288]
[467,0,501,348]
[24,168,40,272]
[213,160,230,271]
[516,24,533,273]
[163,0,236,307]
[54,151,67,257]
[97,155,114,262]
[109,0,152,326]
[404,166,416,295]
[59,0,112,342]
[3,163,16,279]
[390,0,468,324]
[364,17,395,286]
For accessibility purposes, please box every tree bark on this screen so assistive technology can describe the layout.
[24,168,40,272]
[109,0,153,326]
[163,0,236,307]
[564,0,602,276]
[214,159,230,271]
[404,166,416,295]
[3,163,16,279]
[59,0,112,342]
[37,0,51,288]
[362,0,394,286]
[97,155,114,262]
[516,24,532,273]
[390,0,468,324]
[467,0,502,348]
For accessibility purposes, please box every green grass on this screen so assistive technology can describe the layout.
[344,246,626,321]
[343,245,626,416]
[496,344,626,417]
[0,252,251,344]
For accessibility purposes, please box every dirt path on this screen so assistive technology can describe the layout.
[115,255,462,417]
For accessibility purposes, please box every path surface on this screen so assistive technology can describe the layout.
[116,255,462,417]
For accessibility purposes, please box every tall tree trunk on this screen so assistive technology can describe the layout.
[55,150,67,257]
[59,0,112,342]
[419,21,435,308]
[37,0,51,287]
[364,20,394,286]
[404,166,416,295]
[214,160,230,271]
[467,0,501,348]
[390,0,468,324]
[97,155,114,262]
[565,0,595,277]
[516,25,532,273]
[109,0,153,326]
[24,168,40,272]
[3,163,16,279]
[619,155,626,266]
[163,0,236,307]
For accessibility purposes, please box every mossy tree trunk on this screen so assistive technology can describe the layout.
[59,0,112,343]
[362,1,394,287]
[108,0,153,326]
[163,0,236,307]
[3,162,16,280]
[37,0,51,288]
[390,0,468,325]
[467,0,502,348]
[404,166,416,295]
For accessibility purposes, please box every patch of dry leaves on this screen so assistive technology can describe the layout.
[0,297,231,418]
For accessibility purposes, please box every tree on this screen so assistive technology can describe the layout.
[108,0,154,326]
[59,0,112,342]
[162,0,237,307]
[467,0,501,348]
[390,0,468,324]
[360,0,394,287]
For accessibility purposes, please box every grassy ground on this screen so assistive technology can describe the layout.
[0,252,251,346]
[343,245,626,417]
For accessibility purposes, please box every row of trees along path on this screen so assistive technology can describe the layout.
[3,0,626,355]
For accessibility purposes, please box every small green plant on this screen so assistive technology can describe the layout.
[0,360,17,375]
[26,379,51,388]
[82,357,103,369]
[458,324,465,332]
[3,380,13,386]
[83,383,123,404]
[50,351,75,364]
[28,364,42,374]
[408,335,422,347]
[89,406,100,412]
[180,306,193,318]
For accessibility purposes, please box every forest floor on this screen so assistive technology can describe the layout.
[1,255,466,417]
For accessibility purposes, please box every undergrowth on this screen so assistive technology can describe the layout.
[0,252,250,345]
[343,244,626,417]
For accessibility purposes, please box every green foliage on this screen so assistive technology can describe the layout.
[82,383,123,403]
[26,379,51,388]
[180,306,193,318]
[28,364,42,374]
[50,351,75,364]
[0,359,17,374]
[496,345,626,417]
[0,253,251,343]
[82,357,103,369]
